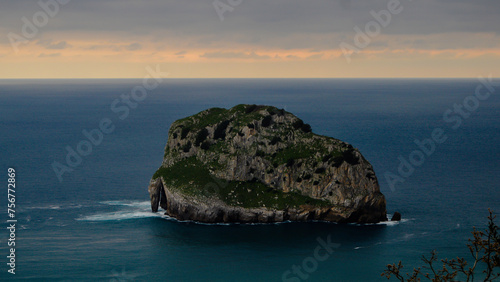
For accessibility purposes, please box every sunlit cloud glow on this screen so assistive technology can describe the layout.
[0,0,498,78]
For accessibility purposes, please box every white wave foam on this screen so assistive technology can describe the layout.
[402,233,415,240]
[25,204,83,210]
[76,200,160,221]
[374,218,411,226]
[27,205,61,210]
[82,200,414,225]
[77,211,162,221]
[377,220,399,226]
[100,200,151,208]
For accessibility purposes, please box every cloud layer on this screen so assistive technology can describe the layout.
[0,0,498,78]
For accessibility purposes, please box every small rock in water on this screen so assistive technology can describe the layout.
[391,212,401,221]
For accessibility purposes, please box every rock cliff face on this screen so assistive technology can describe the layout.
[149,104,387,223]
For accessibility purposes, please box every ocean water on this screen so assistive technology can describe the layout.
[0,78,499,281]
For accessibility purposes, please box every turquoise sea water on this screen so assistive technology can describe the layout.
[0,79,499,281]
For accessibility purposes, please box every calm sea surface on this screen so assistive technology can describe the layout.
[0,79,499,281]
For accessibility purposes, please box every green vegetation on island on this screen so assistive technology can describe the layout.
[149,104,387,223]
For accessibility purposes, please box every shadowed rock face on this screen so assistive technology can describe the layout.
[149,104,387,224]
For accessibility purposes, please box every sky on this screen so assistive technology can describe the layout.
[0,0,499,78]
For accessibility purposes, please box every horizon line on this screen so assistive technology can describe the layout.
[0,77,494,80]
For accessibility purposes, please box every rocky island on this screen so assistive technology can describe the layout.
[148,104,387,223]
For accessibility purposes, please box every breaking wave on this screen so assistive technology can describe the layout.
[77,211,162,221]
[76,200,161,221]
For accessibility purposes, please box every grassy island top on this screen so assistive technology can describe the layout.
[153,104,362,210]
